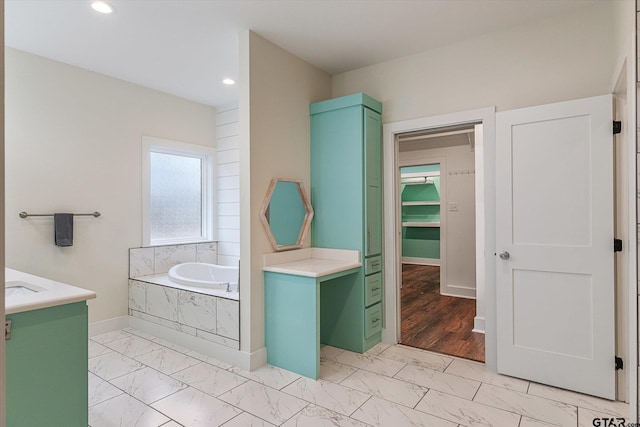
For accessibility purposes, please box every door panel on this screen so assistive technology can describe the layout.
[496,95,614,399]
[364,108,382,256]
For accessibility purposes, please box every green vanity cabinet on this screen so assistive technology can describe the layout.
[310,93,383,353]
[6,302,89,427]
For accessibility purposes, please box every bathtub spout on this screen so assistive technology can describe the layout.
[225,282,231,292]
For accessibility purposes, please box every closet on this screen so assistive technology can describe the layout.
[401,164,441,266]
[398,125,483,362]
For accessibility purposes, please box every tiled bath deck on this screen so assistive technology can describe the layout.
[88,328,629,427]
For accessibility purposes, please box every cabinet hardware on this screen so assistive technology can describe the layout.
[372,287,380,291]
[372,318,380,323]
[5,319,12,340]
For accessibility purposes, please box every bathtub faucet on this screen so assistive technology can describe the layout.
[225,282,231,292]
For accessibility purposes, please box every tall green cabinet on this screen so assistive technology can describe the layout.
[310,93,383,353]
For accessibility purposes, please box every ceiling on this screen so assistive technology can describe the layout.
[5,0,602,107]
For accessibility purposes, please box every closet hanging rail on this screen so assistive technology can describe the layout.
[19,211,101,219]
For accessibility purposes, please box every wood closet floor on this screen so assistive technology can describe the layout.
[400,264,485,362]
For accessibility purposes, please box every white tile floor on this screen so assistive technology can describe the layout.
[88,328,629,427]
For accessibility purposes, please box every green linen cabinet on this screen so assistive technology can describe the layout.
[310,93,383,353]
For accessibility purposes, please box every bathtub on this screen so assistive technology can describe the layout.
[130,262,239,301]
[169,262,238,291]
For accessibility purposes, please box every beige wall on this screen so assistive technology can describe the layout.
[5,48,216,323]
[612,0,636,79]
[239,31,331,354]
[332,2,615,123]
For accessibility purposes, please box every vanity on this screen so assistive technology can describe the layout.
[261,93,384,379]
[263,248,361,379]
[5,268,96,426]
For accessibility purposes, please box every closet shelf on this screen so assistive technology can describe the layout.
[402,201,440,206]
[402,222,440,227]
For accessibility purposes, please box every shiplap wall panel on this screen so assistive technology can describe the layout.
[217,105,240,267]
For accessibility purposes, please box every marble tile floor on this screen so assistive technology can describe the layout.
[88,328,629,427]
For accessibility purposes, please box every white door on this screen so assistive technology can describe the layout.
[496,95,615,399]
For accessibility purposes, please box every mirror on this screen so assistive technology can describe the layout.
[260,178,314,251]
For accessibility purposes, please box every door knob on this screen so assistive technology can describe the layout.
[499,251,510,260]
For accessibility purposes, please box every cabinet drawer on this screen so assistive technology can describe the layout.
[365,273,382,307]
[364,303,382,338]
[365,256,382,275]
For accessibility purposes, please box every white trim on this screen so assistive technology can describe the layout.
[142,135,217,247]
[89,315,130,337]
[383,106,497,369]
[473,316,486,334]
[609,21,637,411]
[401,257,440,266]
[129,316,262,371]
[441,286,476,299]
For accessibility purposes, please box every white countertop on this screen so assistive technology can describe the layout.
[262,248,361,278]
[5,268,96,314]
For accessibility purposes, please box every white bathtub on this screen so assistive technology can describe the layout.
[130,263,239,301]
[169,262,238,290]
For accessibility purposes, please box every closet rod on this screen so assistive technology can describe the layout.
[400,128,473,142]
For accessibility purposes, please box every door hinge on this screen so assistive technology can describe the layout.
[613,121,622,135]
[615,356,623,370]
[614,238,623,252]
[4,319,12,341]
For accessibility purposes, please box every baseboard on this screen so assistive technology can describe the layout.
[129,316,260,371]
[440,285,476,299]
[89,315,130,337]
[401,257,440,266]
[473,316,486,334]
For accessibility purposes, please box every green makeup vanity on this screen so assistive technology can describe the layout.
[263,93,383,379]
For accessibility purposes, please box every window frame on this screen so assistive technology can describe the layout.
[142,135,216,246]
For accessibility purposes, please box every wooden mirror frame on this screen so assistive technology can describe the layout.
[259,178,314,251]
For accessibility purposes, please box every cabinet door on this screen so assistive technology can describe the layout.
[364,108,382,256]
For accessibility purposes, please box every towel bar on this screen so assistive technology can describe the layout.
[19,211,101,219]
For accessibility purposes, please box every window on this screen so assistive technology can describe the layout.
[142,136,216,245]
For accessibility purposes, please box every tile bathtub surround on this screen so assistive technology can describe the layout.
[129,278,239,350]
[89,328,631,427]
[129,242,218,277]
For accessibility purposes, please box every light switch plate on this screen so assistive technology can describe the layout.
[449,202,458,212]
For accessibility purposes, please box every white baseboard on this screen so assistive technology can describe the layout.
[401,257,440,266]
[440,285,476,299]
[473,316,485,334]
[129,316,261,371]
[89,316,130,337]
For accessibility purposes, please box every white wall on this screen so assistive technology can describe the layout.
[5,48,216,323]
[399,136,476,297]
[0,1,6,424]
[332,3,615,121]
[239,31,331,356]
[333,2,617,370]
[216,105,241,267]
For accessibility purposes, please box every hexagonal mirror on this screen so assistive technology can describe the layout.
[259,178,314,251]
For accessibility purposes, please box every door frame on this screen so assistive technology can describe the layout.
[382,106,497,369]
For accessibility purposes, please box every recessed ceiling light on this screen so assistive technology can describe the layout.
[91,1,115,14]
[222,78,236,85]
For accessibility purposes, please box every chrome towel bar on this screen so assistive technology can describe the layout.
[19,211,101,219]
